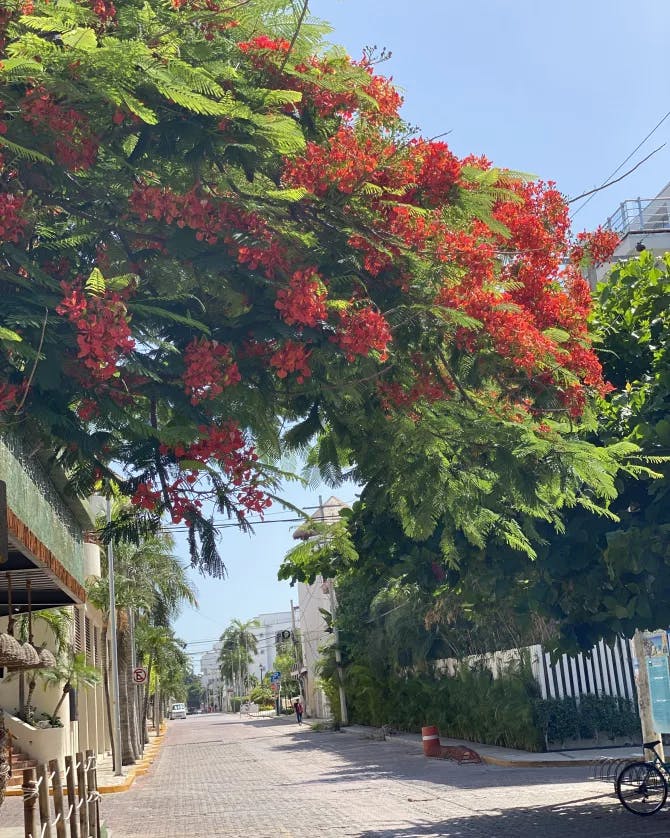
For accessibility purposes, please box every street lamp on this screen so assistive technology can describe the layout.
[259,664,265,683]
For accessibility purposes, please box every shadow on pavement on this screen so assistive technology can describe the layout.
[268,727,607,792]
[352,796,670,837]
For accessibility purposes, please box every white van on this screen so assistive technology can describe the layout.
[169,702,187,720]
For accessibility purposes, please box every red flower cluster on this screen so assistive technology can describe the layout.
[275,268,327,327]
[150,422,272,521]
[0,381,20,413]
[238,35,290,67]
[406,139,462,207]
[20,90,98,170]
[284,127,395,196]
[570,228,620,267]
[129,185,288,278]
[238,34,290,54]
[56,280,135,382]
[0,192,27,243]
[331,307,391,362]
[270,340,312,382]
[90,0,116,21]
[183,337,241,405]
[132,477,203,524]
[377,367,447,413]
[287,55,402,123]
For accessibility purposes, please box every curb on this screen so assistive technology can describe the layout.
[479,754,597,768]
[98,731,166,794]
[5,730,167,797]
[343,726,622,769]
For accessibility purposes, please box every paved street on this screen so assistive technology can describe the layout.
[99,715,670,837]
[4,713,669,837]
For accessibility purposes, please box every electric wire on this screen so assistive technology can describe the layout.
[570,108,670,220]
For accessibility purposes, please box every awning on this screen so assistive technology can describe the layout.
[0,525,86,617]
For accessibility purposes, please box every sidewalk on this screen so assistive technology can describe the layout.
[340,724,643,767]
[4,725,166,797]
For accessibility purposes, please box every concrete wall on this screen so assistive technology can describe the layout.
[0,601,110,763]
[297,577,331,719]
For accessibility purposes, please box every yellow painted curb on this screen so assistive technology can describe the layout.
[6,733,167,797]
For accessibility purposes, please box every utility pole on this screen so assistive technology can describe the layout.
[290,598,304,710]
[106,496,123,776]
[327,583,348,726]
[633,630,665,760]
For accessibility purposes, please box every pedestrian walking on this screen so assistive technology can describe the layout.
[294,699,304,725]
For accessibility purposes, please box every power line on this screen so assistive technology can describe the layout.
[570,108,670,220]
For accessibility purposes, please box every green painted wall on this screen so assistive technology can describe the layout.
[0,433,87,583]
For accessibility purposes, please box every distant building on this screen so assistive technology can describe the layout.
[248,611,293,681]
[200,642,222,708]
[295,496,349,720]
[595,181,670,284]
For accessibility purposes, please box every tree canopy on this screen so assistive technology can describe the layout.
[0,0,627,576]
[281,252,670,652]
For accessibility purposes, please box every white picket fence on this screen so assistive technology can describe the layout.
[437,636,637,702]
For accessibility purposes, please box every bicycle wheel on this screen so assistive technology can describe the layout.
[616,761,668,816]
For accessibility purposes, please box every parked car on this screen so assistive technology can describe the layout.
[169,702,187,720]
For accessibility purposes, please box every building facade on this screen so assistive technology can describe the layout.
[248,610,293,681]
[0,431,110,763]
[594,180,670,284]
[295,496,348,720]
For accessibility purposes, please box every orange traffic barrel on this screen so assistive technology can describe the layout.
[421,725,441,757]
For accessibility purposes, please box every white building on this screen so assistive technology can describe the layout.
[595,181,670,284]
[200,642,223,709]
[295,496,349,720]
[248,611,293,681]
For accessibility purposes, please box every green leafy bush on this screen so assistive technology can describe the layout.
[535,693,640,746]
[337,656,640,752]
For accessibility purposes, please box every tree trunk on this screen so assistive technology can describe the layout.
[130,681,141,758]
[153,680,160,734]
[142,655,153,744]
[117,609,136,765]
[101,622,116,769]
[52,684,70,721]
[18,672,25,721]
[26,676,37,721]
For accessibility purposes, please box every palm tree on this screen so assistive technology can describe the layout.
[88,513,197,765]
[218,618,260,696]
[136,624,189,733]
[41,652,101,724]
[15,608,72,722]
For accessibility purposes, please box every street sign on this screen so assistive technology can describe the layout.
[132,666,148,685]
[270,671,281,683]
[270,682,279,692]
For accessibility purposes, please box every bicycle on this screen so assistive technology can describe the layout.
[616,740,669,816]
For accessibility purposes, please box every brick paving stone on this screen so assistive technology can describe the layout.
[4,715,670,837]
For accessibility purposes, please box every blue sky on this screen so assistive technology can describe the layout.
[174,0,670,662]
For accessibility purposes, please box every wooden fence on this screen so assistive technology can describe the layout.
[21,750,101,838]
[530,638,636,701]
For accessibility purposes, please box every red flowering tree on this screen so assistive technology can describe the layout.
[0,0,627,574]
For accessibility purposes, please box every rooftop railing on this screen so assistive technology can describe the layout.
[604,197,670,236]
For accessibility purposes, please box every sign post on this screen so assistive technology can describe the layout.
[132,667,148,686]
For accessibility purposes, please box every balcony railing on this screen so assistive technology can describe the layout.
[604,197,670,236]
